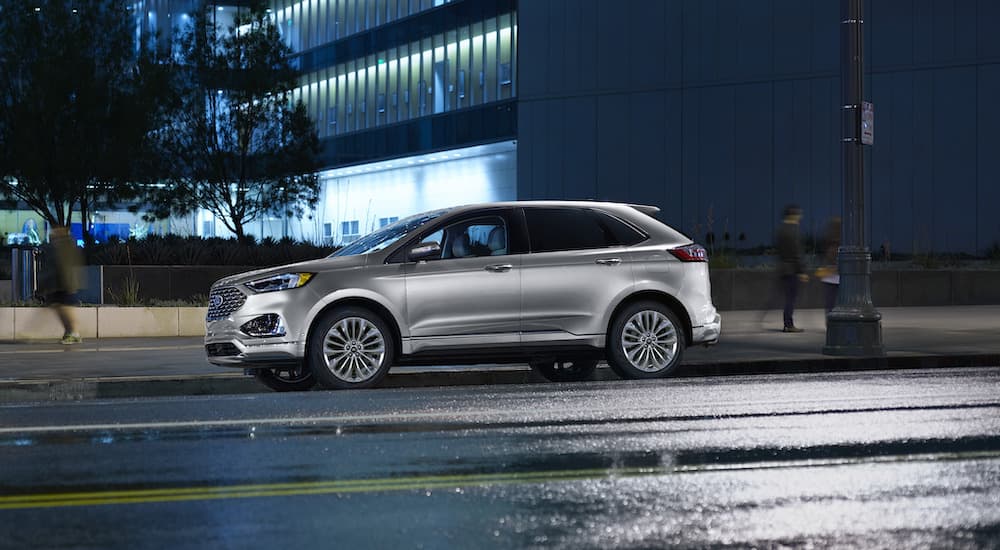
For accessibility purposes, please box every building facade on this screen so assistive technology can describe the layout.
[132,0,518,244]
[206,0,1000,254]
[517,0,1000,256]
[7,0,996,256]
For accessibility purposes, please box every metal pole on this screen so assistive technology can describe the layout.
[10,248,19,302]
[824,0,885,356]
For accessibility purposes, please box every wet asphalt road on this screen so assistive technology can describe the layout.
[1,367,999,549]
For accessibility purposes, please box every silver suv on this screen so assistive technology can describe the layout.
[205,201,721,391]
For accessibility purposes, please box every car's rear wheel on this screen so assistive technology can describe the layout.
[308,306,395,390]
[530,359,598,382]
[607,301,685,379]
[253,365,316,392]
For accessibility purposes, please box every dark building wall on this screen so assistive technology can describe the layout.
[517,0,1000,254]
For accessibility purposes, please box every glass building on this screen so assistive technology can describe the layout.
[9,1,995,254]
[129,0,519,244]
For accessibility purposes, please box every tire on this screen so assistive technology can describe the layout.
[606,301,686,379]
[308,306,395,390]
[530,359,598,382]
[253,365,316,392]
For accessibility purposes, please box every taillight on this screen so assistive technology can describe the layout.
[669,244,708,262]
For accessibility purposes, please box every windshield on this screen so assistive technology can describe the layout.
[331,208,451,257]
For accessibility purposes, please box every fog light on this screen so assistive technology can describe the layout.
[240,314,285,337]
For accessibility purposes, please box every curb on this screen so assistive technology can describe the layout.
[1,353,997,403]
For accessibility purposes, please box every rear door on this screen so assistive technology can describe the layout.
[518,207,647,342]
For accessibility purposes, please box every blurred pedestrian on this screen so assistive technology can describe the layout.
[776,205,808,332]
[23,219,41,245]
[49,226,83,344]
[880,240,892,263]
[817,217,841,313]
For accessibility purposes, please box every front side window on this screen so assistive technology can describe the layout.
[524,208,646,253]
[439,216,508,259]
[392,214,509,263]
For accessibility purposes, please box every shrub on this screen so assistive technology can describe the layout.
[88,235,337,267]
[108,274,142,306]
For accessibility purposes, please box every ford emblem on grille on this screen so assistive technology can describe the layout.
[207,287,247,321]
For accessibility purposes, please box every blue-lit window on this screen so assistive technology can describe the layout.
[271,0,456,53]
[341,220,359,235]
[297,12,517,139]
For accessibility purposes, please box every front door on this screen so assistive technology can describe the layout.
[404,213,520,352]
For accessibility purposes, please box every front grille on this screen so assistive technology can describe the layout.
[206,286,247,321]
[206,343,240,357]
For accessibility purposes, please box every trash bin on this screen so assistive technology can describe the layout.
[10,242,39,303]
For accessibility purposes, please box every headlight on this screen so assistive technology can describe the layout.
[245,273,314,293]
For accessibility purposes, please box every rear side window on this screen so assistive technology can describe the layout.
[599,211,647,246]
[523,208,646,253]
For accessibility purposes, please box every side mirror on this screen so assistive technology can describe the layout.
[409,241,442,261]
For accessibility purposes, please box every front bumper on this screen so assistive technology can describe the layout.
[204,324,306,368]
[691,313,722,345]
[204,286,311,368]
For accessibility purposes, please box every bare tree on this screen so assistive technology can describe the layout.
[0,1,169,246]
[151,1,320,241]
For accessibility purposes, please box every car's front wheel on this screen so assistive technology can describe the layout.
[253,365,316,392]
[607,301,685,379]
[308,306,395,390]
[530,359,598,382]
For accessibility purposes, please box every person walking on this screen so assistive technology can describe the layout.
[776,205,808,332]
[49,226,83,344]
[817,217,842,313]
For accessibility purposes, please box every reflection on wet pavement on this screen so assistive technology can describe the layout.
[1,368,999,548]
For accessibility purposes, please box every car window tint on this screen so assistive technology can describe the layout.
[524,208,643,252]
[439,217,508,260]
[595,211,647,246]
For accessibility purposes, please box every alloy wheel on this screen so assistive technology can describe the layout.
[620,310,679,373]
[322,317,387,383]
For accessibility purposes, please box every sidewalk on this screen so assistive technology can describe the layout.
[1,306,998,402]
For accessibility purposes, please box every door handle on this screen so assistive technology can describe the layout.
[595,258,621,266]
[484,264,513,273]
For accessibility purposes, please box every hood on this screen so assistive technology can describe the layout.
[211,254,369,289]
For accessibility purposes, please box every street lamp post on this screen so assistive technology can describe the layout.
[824,0,885,356]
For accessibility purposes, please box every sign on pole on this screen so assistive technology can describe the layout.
[861,101,874,145]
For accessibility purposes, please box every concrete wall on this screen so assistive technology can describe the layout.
[0,306,207,341]
[516,0,1000,255]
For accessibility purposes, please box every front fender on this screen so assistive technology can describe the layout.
[302,288,409,341]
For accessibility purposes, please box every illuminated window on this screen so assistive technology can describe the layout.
[293,17,517,131]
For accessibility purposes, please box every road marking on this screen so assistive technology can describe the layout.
[3,449,999,510]
[0,468,640,510]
